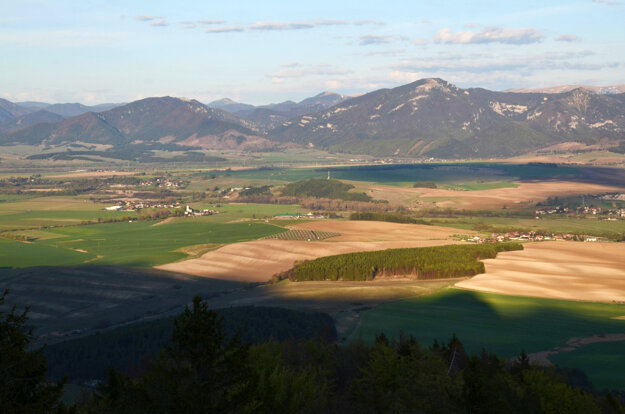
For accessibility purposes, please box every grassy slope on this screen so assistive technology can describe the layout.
[1,220,284,267]
[349,289,625,357]
[550,342,625,391]
[0,238,90,267]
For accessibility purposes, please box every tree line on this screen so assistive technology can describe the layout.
[3,292,625,413]
[349,211,428,225]
[276,243,523,282]
[281,179,372,202]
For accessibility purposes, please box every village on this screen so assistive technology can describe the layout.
[465,231,601,244]
[104,201,218,217]
[535,205,625,218]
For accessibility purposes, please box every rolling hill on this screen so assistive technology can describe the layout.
[0,110,65,133]
[0,97,273,150]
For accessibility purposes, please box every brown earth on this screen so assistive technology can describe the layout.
[455,241,625,303]
[155,220,469,282]
[370,181,625,209]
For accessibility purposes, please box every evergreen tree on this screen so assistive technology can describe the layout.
[0,289,65,413]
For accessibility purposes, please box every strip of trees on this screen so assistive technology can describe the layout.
[277,243,523,282]
[349,211,428,225]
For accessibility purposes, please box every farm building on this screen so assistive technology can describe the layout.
[274,213,325,219]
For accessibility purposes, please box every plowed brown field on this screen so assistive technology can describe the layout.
[155,221,470,282]
[455,241,625,302]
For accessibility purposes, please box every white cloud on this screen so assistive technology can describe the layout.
[413,38,429,45]
[198,19,227,25]
[354,20,385,26]
[392,53,618,74]
[434,26,544,45]
[250,19,348,31]
[359,35,392,45]
[205,26,244,33]
[150,20,168,27]
[555,34,581,42]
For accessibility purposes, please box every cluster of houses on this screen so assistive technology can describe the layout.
[534,206,625,218]
[273,212,326,219]
[465,232,600,244]
[105,201,182,212]
[183,205,218,217]
[139,178,184,188]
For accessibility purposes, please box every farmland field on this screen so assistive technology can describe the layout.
[0,266,241,343]
[218,162,584,188]
[0,196,137,231]
[456,241,625,302]
[1,220,285,267]
[264,229,340,241]
[550,342,625,391]
[349,289,625,363]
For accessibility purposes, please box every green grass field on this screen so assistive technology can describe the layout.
[430,216,625,236]
[550,342,625,391]
[0,196,137,231]
[0,238,93,267]
[185,203,305,223]
[0,220,285,267]
[349,289,625,357]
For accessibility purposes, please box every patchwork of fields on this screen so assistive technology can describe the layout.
[2,162,625,393]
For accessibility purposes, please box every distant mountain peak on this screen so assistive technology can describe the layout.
[313,91,344,98]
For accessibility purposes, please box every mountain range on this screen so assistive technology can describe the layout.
[1,79,624,159]
[208,91,350,132]
[506,85,625,95]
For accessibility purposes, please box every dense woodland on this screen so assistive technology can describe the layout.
[281,179,372,202]
[4,293,625,413]
[278,243,523,282]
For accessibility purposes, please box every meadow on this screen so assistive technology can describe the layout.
[1,220,285,267]
[348,289,625,387]
[430,215,625,236]
[550,342,625,391]
[0,196,137,231]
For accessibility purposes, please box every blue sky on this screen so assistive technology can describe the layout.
[2,0,624,104]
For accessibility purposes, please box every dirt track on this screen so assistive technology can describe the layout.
[456,241,625,303]
[155,221,468,282]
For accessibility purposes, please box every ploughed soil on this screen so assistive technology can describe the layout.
[456,241,625,303]
[370,181,625,209]
[155,220,470,282]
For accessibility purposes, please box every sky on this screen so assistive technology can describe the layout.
[1,0,624,105]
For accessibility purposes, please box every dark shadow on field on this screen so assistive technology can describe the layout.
[0,266,242,345]
[348,288,625,358]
